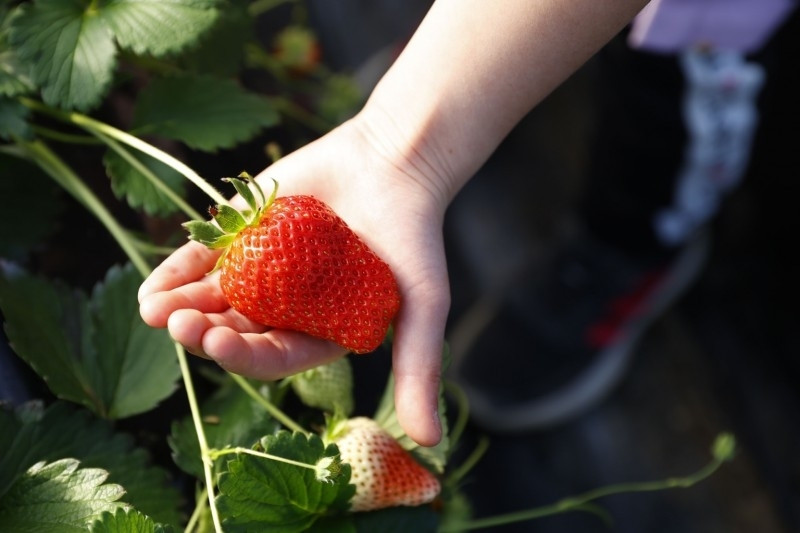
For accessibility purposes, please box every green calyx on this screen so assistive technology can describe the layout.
[182,172,277,271]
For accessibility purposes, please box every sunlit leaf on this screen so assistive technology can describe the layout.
[133,75,279,152]
[0,263,181,419]
[0,401,183,527]
[0,458,125,532]
[216,431,355,532]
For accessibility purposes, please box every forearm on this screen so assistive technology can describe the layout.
[357,0,649,204]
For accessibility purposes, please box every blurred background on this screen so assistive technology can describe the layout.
[311,2,800,532]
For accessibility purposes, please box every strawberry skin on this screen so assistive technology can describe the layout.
[185,175,401,354]
[219,195,399,353]
[330,417,441,512]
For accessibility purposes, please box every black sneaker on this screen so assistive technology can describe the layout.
[448,230,709,432]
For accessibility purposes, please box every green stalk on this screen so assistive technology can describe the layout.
[31,125,101,145]
[19,97,228,206]
[184,487,208,533]
[89,127,205,221]
[229,373,308,435]
[210,446,316,471]
[19,140,151,278]
[438,448,731,532]
[19,138,225,532]
[175,342,224,532]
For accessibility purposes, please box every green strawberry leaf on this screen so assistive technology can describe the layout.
[90,508,175,533]
[98,0,218,57]
[6,0,218,111]
[179,0,252,77]
[169,375,280,479]
[216,431,355,532]
[0,401,183,527]
[8,0,118,111]
[103,147,186,216]
[132,75,279,152]
[0,263,181,419]
[373,344,451,475]
[0,458,126,532]
[0,96,31,139]
[0,7,35,99]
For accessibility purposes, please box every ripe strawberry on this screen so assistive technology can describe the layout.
[184,173,400,354]
[327,417,441,512]
[289,357,355,416]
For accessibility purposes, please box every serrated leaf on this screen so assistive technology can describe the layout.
[0,263,181,419]
[90,508,175,533]
[9,0,117,111]
[99,0,218,57]
[0,6,35,97]
[179,0,251,77]
[103,148,186,216]
[216,431,355,532]
[169,376,280,479]
[0,458,126,532]
[0,96,31,139]
[133,75,279,151]
[0,401,183,527]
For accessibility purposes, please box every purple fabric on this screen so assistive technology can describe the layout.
[629,0,795,53]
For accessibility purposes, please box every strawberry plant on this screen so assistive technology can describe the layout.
[0,1,737,531]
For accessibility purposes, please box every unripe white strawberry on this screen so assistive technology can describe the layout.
[290,357,354,416]
[328,417,441,512]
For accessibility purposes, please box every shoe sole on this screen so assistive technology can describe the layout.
[451,231,710,433]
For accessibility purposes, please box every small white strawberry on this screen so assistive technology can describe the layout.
[327,417,441,512]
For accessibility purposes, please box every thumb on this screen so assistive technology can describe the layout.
[391,269,450,447]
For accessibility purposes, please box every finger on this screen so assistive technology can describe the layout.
[138,241,220,302]
[392,274,451,447]
[139,274,228,328]
[166,308,268,357]
[202,327,348,381]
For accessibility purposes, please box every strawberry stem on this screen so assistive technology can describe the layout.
[209,446,332,481]
[438,433,735,532]
[18,136,225,533]
[229,373,309,435]
[19,97,229,207]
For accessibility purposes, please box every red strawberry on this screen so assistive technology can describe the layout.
[328,417,441,512]
[184,174,400,353]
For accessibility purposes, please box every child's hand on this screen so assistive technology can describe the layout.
[139,117,451,447]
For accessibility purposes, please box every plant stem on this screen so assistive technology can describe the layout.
[19,140,151,278]
[438,454,729,532]
[443,379,470,455]
[184,487,208,533]
[175,343,224,533]
[90,128,205,221]
[31,125,102,145]
[19,97,229,206]
[210,446,317,472]
[445,435,489,488]
[229,373,308,435]
[19,136,225,532]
